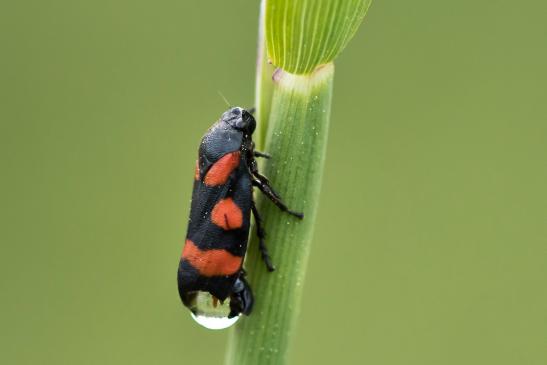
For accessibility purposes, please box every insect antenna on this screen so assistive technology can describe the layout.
[217,90,232,108]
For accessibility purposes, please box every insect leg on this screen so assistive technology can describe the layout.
[251,201,275,272]
[229,276,253,317]
[254,151,271,159]
[248,158,304,218]
[252,178,304,219]
[249,159,280,198]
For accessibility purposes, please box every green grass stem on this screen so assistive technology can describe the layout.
[226,1,371,363]
[226,64,334,365]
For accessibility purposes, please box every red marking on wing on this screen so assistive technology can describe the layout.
[211,198,243,230]
[194,160,200,181]
[181,239,242,277]
[204,151,240,186]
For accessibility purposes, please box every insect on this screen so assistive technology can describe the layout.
[177,107,303,328]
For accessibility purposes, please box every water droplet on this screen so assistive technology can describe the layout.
[186,291,240,330]
[191,312,239,330]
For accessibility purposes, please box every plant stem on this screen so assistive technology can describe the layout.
[226,63,334,365]
[227,0,371,362]
[254,0,275,149]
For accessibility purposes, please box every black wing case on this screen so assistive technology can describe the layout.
[178,140,253,301]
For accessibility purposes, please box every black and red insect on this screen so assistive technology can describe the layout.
[177,107,303,320]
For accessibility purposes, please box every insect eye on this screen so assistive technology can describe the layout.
[232,108,241,115]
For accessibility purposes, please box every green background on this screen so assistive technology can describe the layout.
[1,1,546,364]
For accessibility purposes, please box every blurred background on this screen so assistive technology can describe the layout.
[1,0,546,364]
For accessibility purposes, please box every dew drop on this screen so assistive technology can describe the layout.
[191,312,239,330]
[186,291,240,330]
